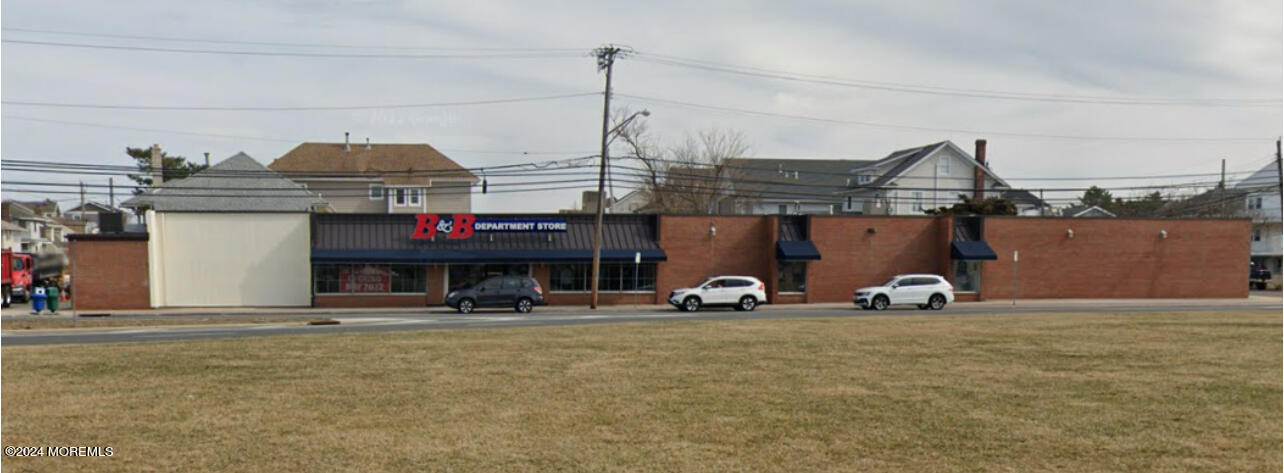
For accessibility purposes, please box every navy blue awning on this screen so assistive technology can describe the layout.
[951,241,997,260]
[312,248,667,264]
[776,240,821,261]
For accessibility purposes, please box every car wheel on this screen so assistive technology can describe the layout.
[515,297,533,314]
[929,294,946,310]
[683,296,701,312]
[917,304,929,310]
[871,295,889,311]
[457,298,475,314]
[738,296,757,312]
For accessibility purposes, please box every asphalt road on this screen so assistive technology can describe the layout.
[4,299,1279,346]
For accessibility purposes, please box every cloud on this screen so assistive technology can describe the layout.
[3,0,1280,211]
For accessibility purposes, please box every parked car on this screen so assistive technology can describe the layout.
[445,275,546,314]
[1249,262,1272,290]
[668,276,767,312]
[854,274,954,311]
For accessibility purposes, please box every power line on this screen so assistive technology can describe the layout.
[2,115,597,155]
[1,39,585,60]
[633,53,1281,107]
[615,93,1271,143]
[1,27,585,52]
[2,92,601,111]
[0,157,602,179]
[612,153,1267,182]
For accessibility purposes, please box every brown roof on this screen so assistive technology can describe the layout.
[268,143,477,183]
[51,217,89,233]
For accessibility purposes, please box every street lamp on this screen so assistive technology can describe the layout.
[590,109,652,309]
[606,110,650,144]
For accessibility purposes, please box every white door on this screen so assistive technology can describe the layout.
[702,279,732,304]
[889,278,920,305]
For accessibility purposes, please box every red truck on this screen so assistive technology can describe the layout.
[2,249,64,307]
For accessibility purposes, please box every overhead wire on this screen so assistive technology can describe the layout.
[632,53,1281,107]
[614,93,1272,143]
[2,92,601,111]
[1,39,585,60]
[1,27,585,52]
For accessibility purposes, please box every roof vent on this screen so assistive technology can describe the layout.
[344,132,351,152]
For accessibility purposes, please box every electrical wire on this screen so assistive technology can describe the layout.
[1,27,585,52]
[633,53,1281,107]
[1,39,585,60]
[614,93,1272,143]
[3,92,601,112]
[2,115,597,155]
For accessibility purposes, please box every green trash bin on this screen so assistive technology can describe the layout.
[46,285,60,313]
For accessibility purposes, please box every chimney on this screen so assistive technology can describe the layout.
[344,132,351,152]
[365,137,371,150]
[150,143,163,186]
[973,139,987,201]
[204,152,210,167]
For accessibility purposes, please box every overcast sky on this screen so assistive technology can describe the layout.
[2,0,1280,212]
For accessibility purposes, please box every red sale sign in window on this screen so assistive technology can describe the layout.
[339,266,390,293]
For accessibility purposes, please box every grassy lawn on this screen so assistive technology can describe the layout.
[2,311,1279,472]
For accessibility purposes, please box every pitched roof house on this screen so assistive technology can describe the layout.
[123,152,326,212]
[268,139,478,214]
[708,140,1043,216]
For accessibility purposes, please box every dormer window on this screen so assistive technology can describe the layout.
[857,174,873,184]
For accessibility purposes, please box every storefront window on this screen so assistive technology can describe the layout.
[447,264,530,291]
[549,263,656,292]
[314,264,426,294]
[778,262,806,293]
[952,260,981,292]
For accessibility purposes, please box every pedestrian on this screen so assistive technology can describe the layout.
[30,282,47,315]
[45,280,60,314]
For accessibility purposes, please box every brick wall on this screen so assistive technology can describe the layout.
[981,217,1249,299]
[807,216,944,303]
[657,216,774,304]
[69,236,150,310]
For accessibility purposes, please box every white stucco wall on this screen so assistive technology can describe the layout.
[147,211,311,307]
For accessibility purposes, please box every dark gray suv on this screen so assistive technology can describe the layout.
[444,275,546,314]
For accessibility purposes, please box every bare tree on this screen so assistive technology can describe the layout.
[611,109,750,214]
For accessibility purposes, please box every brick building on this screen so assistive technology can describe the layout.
[70,212,1248,310]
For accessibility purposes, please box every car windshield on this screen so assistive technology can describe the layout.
[698,278,718,288]
[881,278,900,287]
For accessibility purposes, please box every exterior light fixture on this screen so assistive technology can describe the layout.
[709,224,717,237]
[867,227,877,234]
[1066,228,1074,238]
[1159,230,1168,239]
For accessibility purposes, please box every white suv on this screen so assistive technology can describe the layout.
[854,274,954,311]
[668,276,767,312]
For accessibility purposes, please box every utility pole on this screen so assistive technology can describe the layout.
[79,182,86,218]
[1220,159,1226,188]
[1276,137,1282,220]
[589,45,625,309]
[108,178,115,208]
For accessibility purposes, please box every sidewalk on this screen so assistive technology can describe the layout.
[3,294,1277,320]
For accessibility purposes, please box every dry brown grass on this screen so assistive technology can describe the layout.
[2,311,1279,472]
